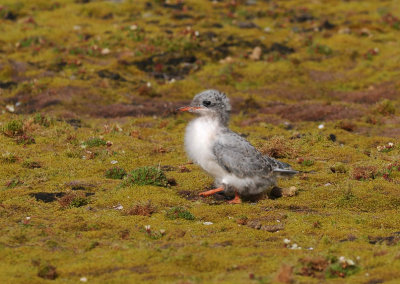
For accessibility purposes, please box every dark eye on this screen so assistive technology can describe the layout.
[202,100,211,107]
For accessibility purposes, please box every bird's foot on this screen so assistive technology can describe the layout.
[199,187,224,197]
[228,192,242,204]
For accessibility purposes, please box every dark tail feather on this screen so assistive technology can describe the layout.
[273,168,298,177]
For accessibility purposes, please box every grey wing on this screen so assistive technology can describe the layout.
[213,132,272,178]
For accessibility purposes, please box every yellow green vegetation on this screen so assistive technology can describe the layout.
[1,0,400,283]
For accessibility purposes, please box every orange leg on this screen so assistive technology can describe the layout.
[228,192,242,204]
[199,187,224,197]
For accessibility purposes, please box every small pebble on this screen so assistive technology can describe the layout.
[318,124,324,129]
[111,160,118,164]
[80,277,87,282]
[203,222,213,225]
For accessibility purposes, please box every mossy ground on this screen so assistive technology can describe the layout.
[1,0,400,283]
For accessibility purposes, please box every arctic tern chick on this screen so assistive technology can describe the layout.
[178,89,297,204]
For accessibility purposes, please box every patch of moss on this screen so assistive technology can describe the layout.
[84,137,107,147]
[5,178,23,189]
[1,120,24,137]
[15,135,35,145]
[1,152,18,163]
[58,192,89,208]
[105,167,127,179]
[37,264,58,280]
[22,160,41,169]
[122,166,169,187]
[374,99,396,116]
[33,113,51,127]
[124,201,156,216]
[166,207,195,220]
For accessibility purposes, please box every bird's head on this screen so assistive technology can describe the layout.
[177,89,231,125]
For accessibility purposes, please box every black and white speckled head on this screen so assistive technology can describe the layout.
[186,89,231,125]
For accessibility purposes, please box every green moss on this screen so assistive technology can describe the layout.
[37,264,58,280]
[33,113,51,127]
[69,197,89,208]
[5,178,23,189]
[121,166,169,187]
[105,167,127,179]
[15,135,35,145]
[1,120,24,137]
[166,207,195,220]
[22,160,41,169]
[1,152,18,163]
[84,137,107,147]
[326,260,360,278]
[374,99,396,116]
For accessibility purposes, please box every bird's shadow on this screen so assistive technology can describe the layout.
[178,186,285,204]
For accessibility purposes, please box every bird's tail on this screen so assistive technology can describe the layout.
[272,168,299,177]
[264,156,298,177]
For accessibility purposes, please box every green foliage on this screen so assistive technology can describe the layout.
[33,113,51,127]
[2,120,24,137]
[15,135,35,145]
[37,264,58,280]
[5,178,23,189]
[122,167,169,187]
[302,159,314,167]
[69,197,89,208]
[166,207,195,220]
[84,137,107,147]
[308,44,333,56]
[374,99,396,116]
[105,167,127,179]
[22,160,41,169]
[330,162,347,173]
[326,261,360,278]
[1,152,18,163]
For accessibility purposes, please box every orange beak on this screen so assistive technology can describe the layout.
[176,106,203,112]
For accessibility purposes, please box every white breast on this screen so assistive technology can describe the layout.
[184,117,227,179]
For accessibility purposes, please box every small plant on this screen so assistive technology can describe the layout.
[236,215,248,225]
[66,149,81,158]
[166,207,195,220]
[374,99,395,116]
[22,160,41,169]
[364,48,379,60]
[33,113,51,127]
[382,13,400,30]
[5,178,23,189]
[377,142,395,153]
[2,120,24,137]
[382,162,400,181]
[300,159,314,167]
[84,137,107,147]
[125,201,156,216]
[1,152,18,163]
[330,162,348,174]
[58,192,89,208]
[352,166,378,180]
[299,256,360,279]
[142,225,166,240]
[37,264,58,280]
[121,167,169,187]
[261,136,296,158]
[326,256,360,278]
[308,44,332,56]
[105,167,127,179]
[15,134,35,145]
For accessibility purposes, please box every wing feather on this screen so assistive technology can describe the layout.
[213,131,272,178]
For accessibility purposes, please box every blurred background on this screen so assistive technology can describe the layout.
[1,0,399,126]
